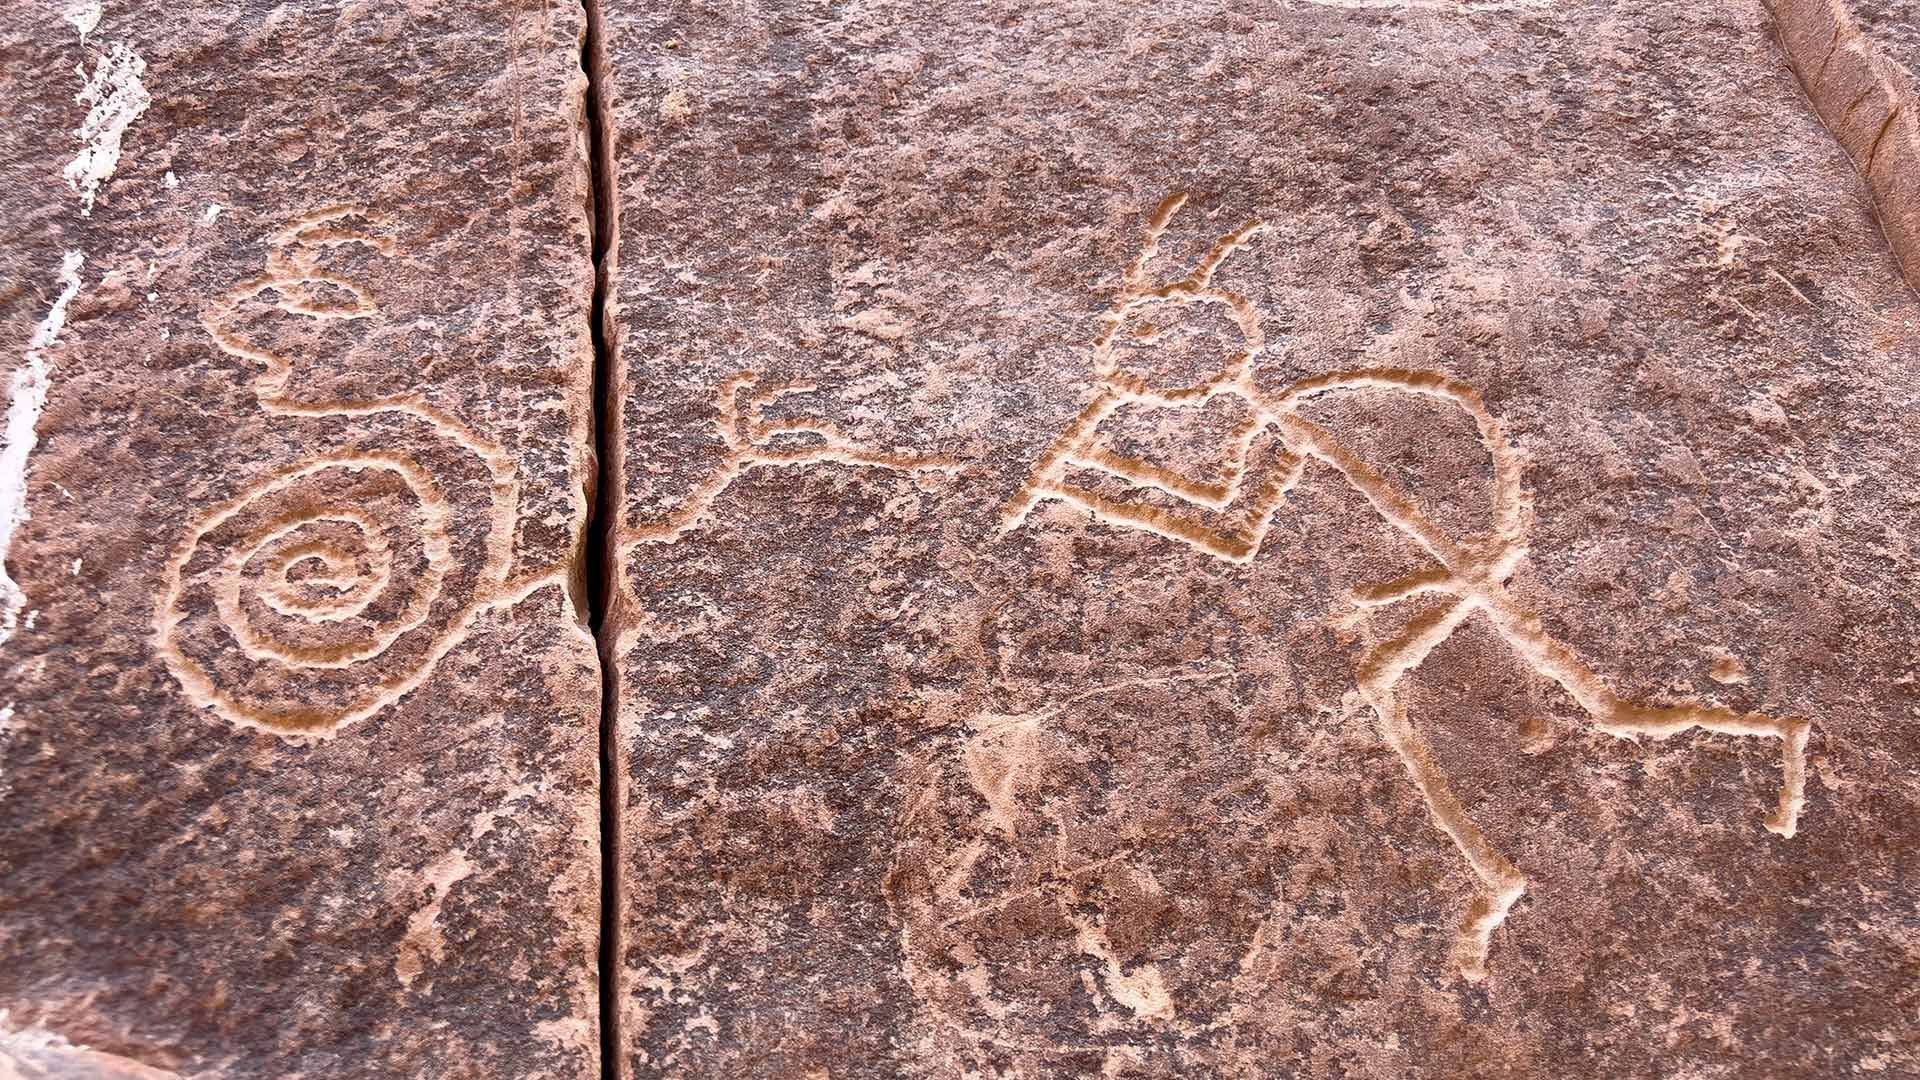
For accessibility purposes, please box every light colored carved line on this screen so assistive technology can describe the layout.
[1094,278,1266,386]
[1273,392,1809,862]
[1004,199,1272,532]
[1351,566,1457,607]
[1265,365,1529,544]
[1346,541,1531,979]
[270,205,399,254]
[1040,448,1306,564]
[1472,591,1811,837]
[1273,412,1476,571]
[155,208,545,737]
[1116,192,1191,297]
[1768,0,1920,294]
[256,532,392,621]
[1067,444,1237,507]
[156,568,568,737]
[1000,192,1814,978]
[1275,392,1806,964]
[617,372,958,552]
[1000,389,1127,532]
[1091,192,1266,385]
[199,229,522,588]
[1372,677,1526,982]
[202,456,450,669]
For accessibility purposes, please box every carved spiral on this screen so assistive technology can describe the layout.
[157,418,505,736]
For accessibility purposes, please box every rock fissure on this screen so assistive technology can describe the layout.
[575,0,623,1074]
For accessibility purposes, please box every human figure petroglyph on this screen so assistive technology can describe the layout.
[1000,192,1812,980]
[157,208,570,737]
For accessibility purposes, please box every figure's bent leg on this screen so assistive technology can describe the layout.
[1475,585,1811,837]
[1369,689,1528,981]
[1356,593,1529,981]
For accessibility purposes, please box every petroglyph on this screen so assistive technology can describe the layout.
[156,208,568,738]
[1001,193,1813,980]
[610,371,958,620]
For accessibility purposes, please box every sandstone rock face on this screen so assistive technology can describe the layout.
[1771,0,1920,292]
[600,1,1919,1076]
[7,1,1920,1078]
[0,3,602,1077]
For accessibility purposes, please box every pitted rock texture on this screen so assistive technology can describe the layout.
[602,1,1920,1077]
[1769,0,1920,293]
[0,2,602,1077]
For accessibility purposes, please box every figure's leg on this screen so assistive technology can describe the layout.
[1475,585,1811,837]
[1356,593,1528,981]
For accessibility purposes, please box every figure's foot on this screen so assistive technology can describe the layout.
[1763,718,1813,838]
[1451,876,1527,982]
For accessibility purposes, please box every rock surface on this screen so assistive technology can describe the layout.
[7,0,1920,1077]
[0,2,602,1077]
[1771,0,1920,292]
[601,1,1920,1076]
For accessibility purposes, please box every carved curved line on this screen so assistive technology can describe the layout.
[1260,365,1528,548]
[1769,0,1920,295]
[155,207,539,737]
[252,518,394,623]
[156,570,569,737]
[1048,445,1307,564]
[999,193,1815,978]
[617,371,959,552]
[196,455,452,669]
[201,258,521,588]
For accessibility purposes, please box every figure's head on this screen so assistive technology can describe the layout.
[1090,193,1267,402]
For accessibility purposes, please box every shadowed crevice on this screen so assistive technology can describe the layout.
[576,0,624,1074]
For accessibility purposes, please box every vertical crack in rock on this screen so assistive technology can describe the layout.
[576,0,624,1074]
[1768,0,1920,296]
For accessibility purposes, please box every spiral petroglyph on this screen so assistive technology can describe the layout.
[157,208,563,737]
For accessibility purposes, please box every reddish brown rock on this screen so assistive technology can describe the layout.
[1770,0,1920,293]
[600,1,1920,1076]
[0,3,602,1076]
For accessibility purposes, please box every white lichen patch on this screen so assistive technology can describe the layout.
[63,1,102,38]
[1,253,84,646]
[64,43,151,217]
[0,704,13,790]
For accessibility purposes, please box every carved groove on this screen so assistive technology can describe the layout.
[155,208,569,737]
[1769,0,1920,294]
[1001,193,1813,980]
